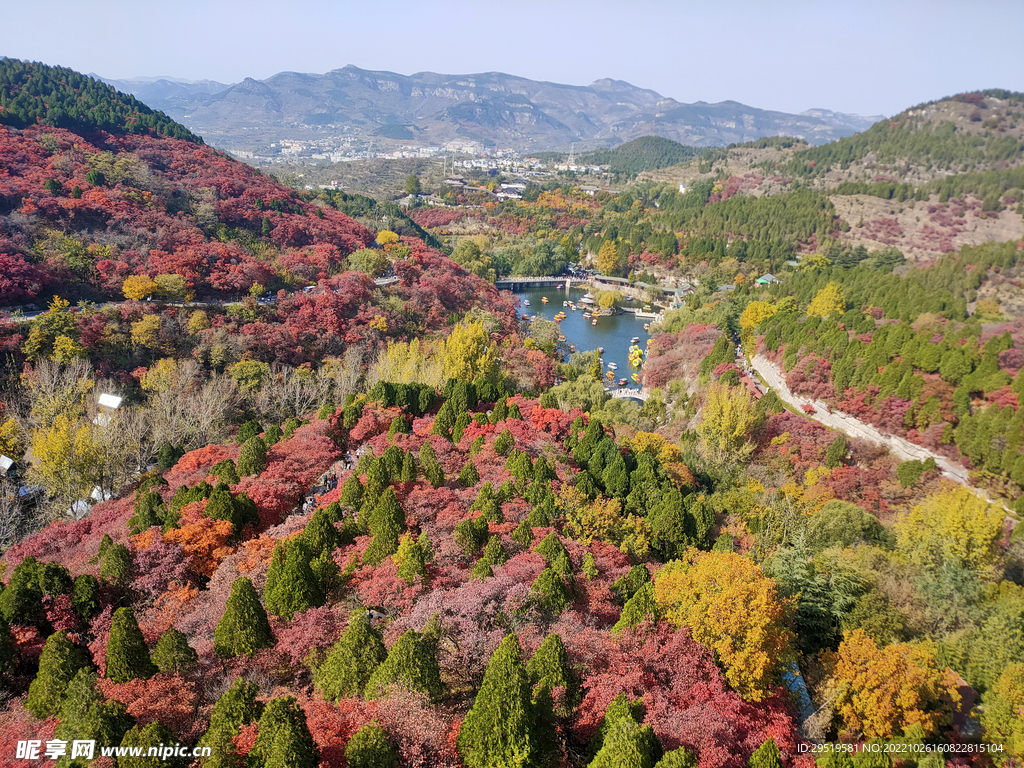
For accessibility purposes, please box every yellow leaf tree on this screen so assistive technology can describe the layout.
[376,230,400,247]
[823,629,960,739]
[697,383,760,461]
[654,549,793,701]
[441,322,496,383]
[896,486,1005,574]
[596,240,620,275]
[806,282,846,318]
[981,663,1024,761]
[29,412,103,507]
[739,301,778,350]
[122,275,158,301]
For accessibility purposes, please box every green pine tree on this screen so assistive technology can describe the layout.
[458,634,537,768]
[25,631,88,718]
[471,535,509,580]
[511,519,534,547]
[654,748,699,768]
[314,610,387,700]
[152,627,198,674]
[120,722,186,768]
[588,694,645,758]
[199,678,263,759]
[431,400,457,439]
[345,721,400,768]
[106,607,157,682]
[71,574,101,620]
[365,629,444,701]
[612,582,659,634]
[400,450,417,482]
[214,578,274,658]
[611,565,651,605]
[55,669,134,767]
[395,533,429,583]
[248,696,318,768]
[748,738,783,768]
[458,459,481,487]
[340,474,364,509]
[588,716,662,768]
[494,429,515,456]
[0,618,15,679]
[531,567,572,614]
[264,540,322,619]
[0,556,43,625]
[237,436,268,476]
[581,552,599,579]
[534,531,569,563]
[526,633,580,716]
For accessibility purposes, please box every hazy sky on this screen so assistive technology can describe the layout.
[4,0,1022,116]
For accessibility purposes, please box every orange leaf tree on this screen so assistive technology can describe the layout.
[653,549,793,702]
[823,629,960,739]
[164,519,235,578]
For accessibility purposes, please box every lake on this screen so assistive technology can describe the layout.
[512,284,654,391]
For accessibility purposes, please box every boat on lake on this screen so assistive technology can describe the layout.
[541,297,549,304]
[608,362,618,370]
[631,336,639,344]
[619,378,627,386]
[523,300,530,307]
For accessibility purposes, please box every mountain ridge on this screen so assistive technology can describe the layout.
[98,65,886,152]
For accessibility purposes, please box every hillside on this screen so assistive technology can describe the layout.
[1,59,202,143]
[101,66,880,153]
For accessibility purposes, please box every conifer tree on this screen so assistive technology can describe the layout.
[314,610,387,700]
[419,441,445,487]
[248,696,318,768]
[214,577,273,658]
[71,574,101,620]
[588,716,662,768]
[345,721,400,768]
[264,540,322,619]
[340,474,364,509]
[0,556,43,625]
[458,634,537,768]
[25,631,88,718]
[458,459,481,487]
[532,681,559,767]
[363,487,406,566]
[365,629,444,702]
[603,454,630,497]
[494,428,515,456]
[582,552,599,579]
[263,423,283,445]
[526,633,580,715]
[508,402,523,420]
[532,567,572,614]
[612,582,660,634]
[0,618,14,680]
[301,504,340,556]
[394,533,429,583]
[453,412,473,443]
[471,535,509,580]
[511,519,534,547]
[106,607,157,682]
[237,436,268,476]
[455,515,490,555]
[121,722,185,768]
[654,748,698,768]
[152,627,198,674]
[199,678,262,758]
[491,397,509,423]
[237,420,262,444]
[748,738,783,768]
[431,400,457,439]
[612,565,651,604]
[534,531,569,563]
[55,669,135,765]
[588,694,646,758]
[400,450,417,482]
[533,456,555,483]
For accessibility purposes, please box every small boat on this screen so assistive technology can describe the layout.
[599,347,604,353]
[608,363,618,370]
[591,319,597,326]
[631,373,640,382]
[631,337,639,344]
[556,284,563,289]
[627,296,634,301]
[523,300,530,307]
[605,371,615,380]
[563,301,569,307]
[571,305,577,311]
[643,324,650,330]
[619,378,627,386]
[583,312,591,318]
[541,297,549,304]
[584,293,594,300]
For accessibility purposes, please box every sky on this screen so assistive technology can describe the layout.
[4,0,1022,117]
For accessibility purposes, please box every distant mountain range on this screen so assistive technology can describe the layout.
[99,67,885,152]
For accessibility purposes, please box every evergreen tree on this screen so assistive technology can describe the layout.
[654,749,698,768]
[532,681,559,767]
[264,423,283,446]
[612,565,651,604]
[214,578,274,658]
[825,435,847,469]
[582,552,599,579]
[55,669,134,767]
[431,400,457,439]
[458,459,481,487]
[534,532,569,563]
[25,631,88,718]
[365,630,444,702]
[748,738,783,768]
[458,634,538,768]
[419,441,445,487]
[152,627,198,674]
[71,574,101,620]
[237,420,262,444]
[248,696,318,768]
[340,474,364,509]
[264,540,322,619]
[588,694,646,758]
[588,716,662,768]
[121,722,186,768]
[0,618,15,679]
[395,533,429,583]
[106,607,157,682]
[471,535,509,580]
[301,504,340,556]
[603,454,630,497]
[0,556,43,625]
[400,450,417,482]
[511,519,534,547]
[495,428,515,456]
[531,567,572,614]
[345,722,400,768]
[453,412,473,443]
[363,487,406,566]
[455,515,490,554]
[612,582,659,634]
[526,633,579,715]
[237,436,268,476]
[314,610,387,700]
[199,678,263,758]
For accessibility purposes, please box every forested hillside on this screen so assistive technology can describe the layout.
[2,66,1024,768]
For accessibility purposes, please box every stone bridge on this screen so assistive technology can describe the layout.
[607,387,649,402]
